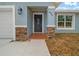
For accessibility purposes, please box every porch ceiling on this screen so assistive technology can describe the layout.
[29,7,47,12]
[28,2,61,12]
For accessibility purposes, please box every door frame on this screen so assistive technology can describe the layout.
[33,13,44,33]
[0,5,15,40]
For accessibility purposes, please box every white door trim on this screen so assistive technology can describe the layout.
[33,13,44,33]
[0,5,15,40]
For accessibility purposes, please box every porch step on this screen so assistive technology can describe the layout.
[31,33,48,39]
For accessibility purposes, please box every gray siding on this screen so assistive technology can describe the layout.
[75,13,79,33]
[27,8,33,36]
[47,8,55,26]
[44,11,47,33]
[0,2,53,26]
[15,4,27,25]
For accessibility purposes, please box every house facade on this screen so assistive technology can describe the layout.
[0,2,79,41]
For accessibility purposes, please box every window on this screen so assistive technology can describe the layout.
[58,15,64,28]
[57,14,75,30]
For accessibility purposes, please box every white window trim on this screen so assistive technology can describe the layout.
[48,6,55,8]
[56,13,75,30]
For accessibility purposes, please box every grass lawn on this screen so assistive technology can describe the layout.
[46,33,79,56]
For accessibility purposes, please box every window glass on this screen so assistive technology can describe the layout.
[66,16,72,21]
[58,15,64,21]
[58,22,64,28]
[66,22,72,28]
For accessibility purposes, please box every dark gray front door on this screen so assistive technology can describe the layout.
[34,14,42,32]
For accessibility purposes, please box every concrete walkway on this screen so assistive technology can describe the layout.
[0,39,50,56]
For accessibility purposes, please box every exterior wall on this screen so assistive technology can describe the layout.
[55,12,79,33]
[48,27,55,39]
[15,4,27,25]
[47,7,55,27]
[27,8,33,37]
[16,27,28,41]
[75,13,79,33]
[0,2,54,40]
[0,2,53,26]
[0,2,56,40]
[55,29,75,33]
[47,7,55,39]
[44,11,48,33]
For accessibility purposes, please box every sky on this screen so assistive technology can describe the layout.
[56,2,79,10]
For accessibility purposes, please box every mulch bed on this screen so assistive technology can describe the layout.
[46,33,79,56]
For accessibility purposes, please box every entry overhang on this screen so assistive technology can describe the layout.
[52,2,61,8]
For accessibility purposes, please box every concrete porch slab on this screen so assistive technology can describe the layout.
[0,39,50,56]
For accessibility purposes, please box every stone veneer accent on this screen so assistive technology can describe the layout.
[48,27,55,39]
[16,27,28,41]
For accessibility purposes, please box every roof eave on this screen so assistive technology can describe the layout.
[55,9,79,13]
[53,2,61,8]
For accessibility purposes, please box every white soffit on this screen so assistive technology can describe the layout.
[55,9,79,12]
[52,2,61,8]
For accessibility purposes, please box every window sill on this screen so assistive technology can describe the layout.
[56,28,75,30]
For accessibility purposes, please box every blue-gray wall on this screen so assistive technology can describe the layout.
[0,2,53,26]
[75,13,79,33]
[27,7,33,36]
[2,2,79,33]
[15,4,27,25]
[47,8,55,26]
[44,11,48,33]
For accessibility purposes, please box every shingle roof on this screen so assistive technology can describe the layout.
[55,2,79,12]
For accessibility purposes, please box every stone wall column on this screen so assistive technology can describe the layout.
[47,27,55,39]
[16,27,28,41]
